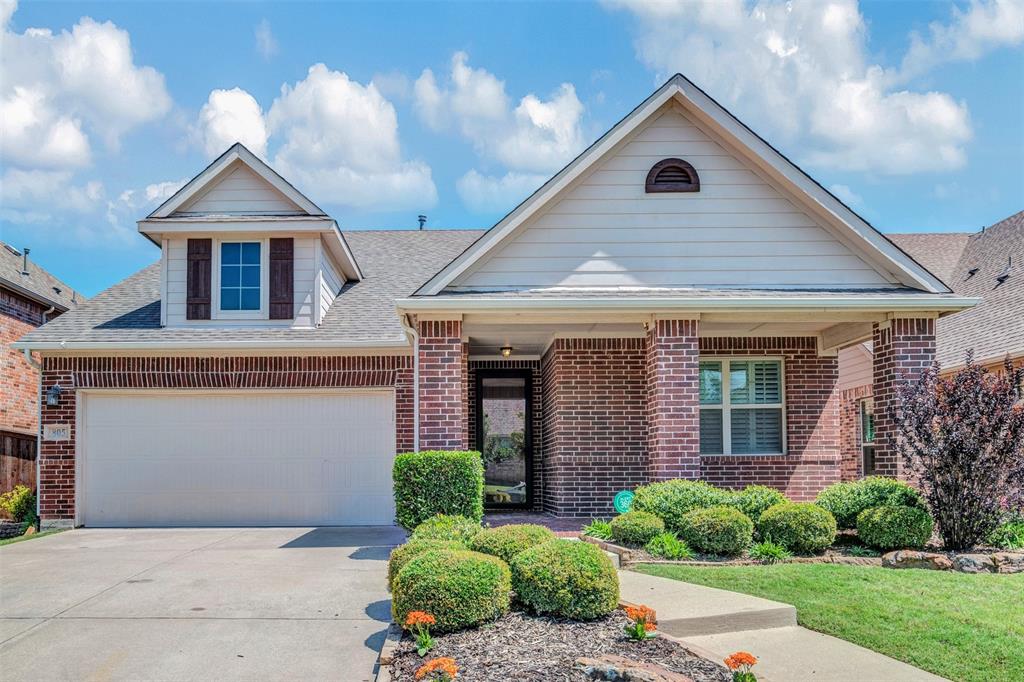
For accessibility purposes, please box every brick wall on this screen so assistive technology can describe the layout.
[1,289,47,435]
[872,317,936,478]
[839,384,872,481]
[417,320,467,450]
[698,337,841,501]
[646,319,701,481]
[541,338,648,516]
[37,354,413,523]
[467,359,543,511]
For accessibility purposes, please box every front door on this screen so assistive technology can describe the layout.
[475,369,532,509]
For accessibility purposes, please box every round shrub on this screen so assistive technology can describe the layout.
[511,539,619,620]
[387,539,465,590]
[733,485,787,523]
[610,511,665,546]
[411,514,482,544]
[632,479,736,532]
[857,505,934,550]
[393,450,484,531]
[468,524,556,564]
[815,477,926,529]
[392,549,511,632]
[678,505,754,556]
[758,502,837,554]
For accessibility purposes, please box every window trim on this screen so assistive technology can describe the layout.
[212,238,270,320]
[699,356,787,456]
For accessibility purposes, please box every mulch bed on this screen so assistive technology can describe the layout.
[387,610,731,681]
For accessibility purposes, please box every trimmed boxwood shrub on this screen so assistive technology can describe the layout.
[732,485,787,523]
[393,450,484,531]
[392,549,511,632]
[857,505,934,550]
[758,502,837,554]
[678,505,753,556]
[631,479,735,532]
[610,511,665,546]
[815,477,926,529]
[387,539,465,590]
[411,514,482,544]
[468,524,556,564]
[511,539,619,620]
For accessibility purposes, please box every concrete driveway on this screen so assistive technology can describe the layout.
[0,526,405,681]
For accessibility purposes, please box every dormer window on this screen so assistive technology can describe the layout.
[645,158,700,193]
[220,241,262,311]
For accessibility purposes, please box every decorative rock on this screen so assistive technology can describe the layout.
[991,552,1024,574]
[577,654,695,682]
[881,550,953,571]
[953,553,997,574]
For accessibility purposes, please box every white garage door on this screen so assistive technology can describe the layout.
[80,391,396,527]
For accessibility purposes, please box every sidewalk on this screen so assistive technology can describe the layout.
[618,570,946,682]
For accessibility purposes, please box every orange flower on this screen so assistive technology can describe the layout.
[643,622,657,632]
[624,604,657,624]
[405,611,437,628]
[724,651,758,670]
[416,657,458,680]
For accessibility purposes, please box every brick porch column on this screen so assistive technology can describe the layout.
[646,318,701,480]
[417,319,468,450]
[872,316,936,478]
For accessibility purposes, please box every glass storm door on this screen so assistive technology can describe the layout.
[476,370,532,509]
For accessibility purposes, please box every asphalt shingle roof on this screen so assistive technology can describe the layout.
[0,241,81,311]
[18,230,482,346]
[888,233,971,287]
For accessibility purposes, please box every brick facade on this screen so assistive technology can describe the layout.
[1,288,47,435]
[37,354,413,523]
[541,338,649,516]
[417,320,467,450]
[839,384,872,481]
[646,319,701,481]
[698,337,841,501]
[872,317,937,478]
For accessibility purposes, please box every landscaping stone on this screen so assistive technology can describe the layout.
[0,520,29,539]
[577,654,695,682]
[953,553,998,574]
[881,550,953,571]
[992,552,1024,574]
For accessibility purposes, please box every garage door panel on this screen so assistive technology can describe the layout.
[81,391,396,527]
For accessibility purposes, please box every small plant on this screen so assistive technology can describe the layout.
[857,505,934,551]
[405,611,436,657]
[724,651,759,682]
[582,519,613,540]
[623,604,657,640]
[0,485,36,524]
[610,510,665,546]
[415,656,458,680]
[645,532,695,560]
[757,502,837,554]
[678,505,754,556]
[986,512,1024,550]
[411,515,482,544]
[748,539,791,564]
[511,539,619,620]
[844,544,880,558]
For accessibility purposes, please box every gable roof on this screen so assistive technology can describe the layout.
[888,233,971,286]
[416,73,950,296]
[0,242,81,312]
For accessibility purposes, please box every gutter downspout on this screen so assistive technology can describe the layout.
[42,305,55,324]
[23,349,42,522]
[400,314,420,452]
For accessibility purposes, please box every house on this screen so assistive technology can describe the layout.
[1,243,79,491]
[14,75,977,529]
[838,211,1023,480]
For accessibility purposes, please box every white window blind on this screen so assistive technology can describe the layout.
[700,359,785,455]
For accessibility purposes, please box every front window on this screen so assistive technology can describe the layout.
[860,398,876,476]
[700,359,784,455]
[220,242,261,311]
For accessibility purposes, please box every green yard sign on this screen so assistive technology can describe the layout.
[613,490,634,514]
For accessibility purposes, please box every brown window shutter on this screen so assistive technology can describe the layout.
[186,238,212,320]
[269,238,294,320]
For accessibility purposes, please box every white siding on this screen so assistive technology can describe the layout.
[176,162,302,215]
[453,107,894,290]
[319,253,342,325]
[165,236,318,328]
[838,343,874,391]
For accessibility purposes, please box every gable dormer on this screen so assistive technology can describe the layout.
[138,143,360,329]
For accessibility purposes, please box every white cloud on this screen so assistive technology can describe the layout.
[456,170,547,213]
[1,85,91,169]
[254,19,278,60]
[195,87,269,158]
[267,64,436,209]
[896,0,1024,81]
[606,0,975,174]
[829,183,863,208]
[414,52,585,173]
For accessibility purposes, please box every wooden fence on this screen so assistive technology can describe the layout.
[0,431,36,492]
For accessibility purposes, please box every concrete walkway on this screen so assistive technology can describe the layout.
[619,570,946,682]
[0,527,404,681]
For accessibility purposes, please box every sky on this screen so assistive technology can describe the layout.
[1,0,1022,297]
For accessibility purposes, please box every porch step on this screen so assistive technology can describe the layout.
[618,570,796,637]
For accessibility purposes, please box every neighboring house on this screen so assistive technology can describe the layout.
[837,211,1023,481]
[1,243,80,491]
[15,75,977,529]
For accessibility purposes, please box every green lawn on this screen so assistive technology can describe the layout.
[636,562,1024,682]
[0,529,65,547]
